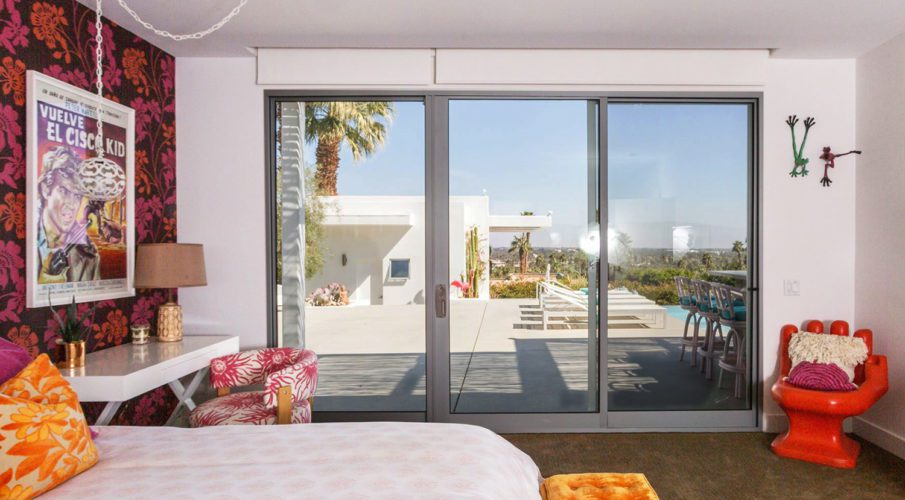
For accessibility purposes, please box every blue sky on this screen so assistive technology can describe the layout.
[304,100,749,249]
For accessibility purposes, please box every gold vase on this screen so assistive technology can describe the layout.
[62,340,86,368]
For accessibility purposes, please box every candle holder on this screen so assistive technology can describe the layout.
[131,323,151,345]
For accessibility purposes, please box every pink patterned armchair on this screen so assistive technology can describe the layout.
[190,348,318,427]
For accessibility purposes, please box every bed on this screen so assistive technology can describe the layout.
[44,422,543,499]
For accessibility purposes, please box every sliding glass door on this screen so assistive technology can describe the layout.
[270,94,759,430]
[604,101,757,428]
[275,99,427,413]
[446,100,600,415]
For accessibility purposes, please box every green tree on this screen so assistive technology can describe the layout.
[274,167,326,281]
[532,253,547,274]
[678,254,698,271]
[303,168,326,279]
[305,102,394,195]
[509,234,532,274]
[549,250,566,274]
[615,231,634,264]
[701,252,713,269]
[507,210,535,274]
[732,240,746,268]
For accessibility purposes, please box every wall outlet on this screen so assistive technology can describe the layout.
[784,280,800,296]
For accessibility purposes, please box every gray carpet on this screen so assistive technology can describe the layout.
[504,432,905,499]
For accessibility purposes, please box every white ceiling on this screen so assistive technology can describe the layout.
[83,0,905,58]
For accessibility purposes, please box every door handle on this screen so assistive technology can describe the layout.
[435,284,447,318]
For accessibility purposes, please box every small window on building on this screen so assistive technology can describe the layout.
[390,259,410,279]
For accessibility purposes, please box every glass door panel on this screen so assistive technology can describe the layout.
[606,102,753,413]
[276,100,426,412]
[447,100,600,414]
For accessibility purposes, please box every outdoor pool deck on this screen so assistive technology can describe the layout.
[304,299,748,413]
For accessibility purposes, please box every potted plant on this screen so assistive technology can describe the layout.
[49,296,96,368]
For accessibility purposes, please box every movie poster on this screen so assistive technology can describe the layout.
[26,71,135,308]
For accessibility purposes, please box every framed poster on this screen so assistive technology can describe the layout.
[25,71,135,308]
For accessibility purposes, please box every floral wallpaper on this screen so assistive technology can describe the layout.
[0,0,176,425]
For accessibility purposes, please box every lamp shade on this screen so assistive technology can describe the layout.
[134,243,207,289]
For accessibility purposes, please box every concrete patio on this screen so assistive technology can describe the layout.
[302,299,748,412]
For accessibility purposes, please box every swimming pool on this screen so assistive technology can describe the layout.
[665,305,688,321]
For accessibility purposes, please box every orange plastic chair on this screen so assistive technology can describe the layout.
[771,320,888,468]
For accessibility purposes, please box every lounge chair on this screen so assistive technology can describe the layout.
[537,281,666,329]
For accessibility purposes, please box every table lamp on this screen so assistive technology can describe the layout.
[134,243,207,342]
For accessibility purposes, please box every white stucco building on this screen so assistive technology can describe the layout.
[309,196,552,305]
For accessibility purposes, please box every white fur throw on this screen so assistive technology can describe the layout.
[788,332,868,382]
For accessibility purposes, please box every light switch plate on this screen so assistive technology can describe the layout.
[784,280,800,296]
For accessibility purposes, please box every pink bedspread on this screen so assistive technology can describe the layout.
[45,421,543,499]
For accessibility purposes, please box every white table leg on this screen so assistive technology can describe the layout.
[95,401,123,426]
[165,367,209,426]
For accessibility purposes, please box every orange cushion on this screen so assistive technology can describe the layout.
[0,354,98,498]
[541,473,659,500]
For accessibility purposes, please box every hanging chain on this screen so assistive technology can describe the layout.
[89,0,248,154]
[115,0,248,41]
[94,0,105,157]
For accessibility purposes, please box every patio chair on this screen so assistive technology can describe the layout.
[715,284,747,398]
[675,276,702,365]
[190,347,317,427]
[691,280,724,379]
[538,281,589,329]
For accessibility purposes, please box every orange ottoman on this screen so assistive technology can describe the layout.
[541,473,659,500]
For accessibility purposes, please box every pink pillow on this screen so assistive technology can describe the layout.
[788,361,857,391]
[0,336,31,384]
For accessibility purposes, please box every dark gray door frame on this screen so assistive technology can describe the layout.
[263,91,762,432]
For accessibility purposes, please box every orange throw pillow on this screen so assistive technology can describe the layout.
[0,354,98,498]
[541,473,660,500]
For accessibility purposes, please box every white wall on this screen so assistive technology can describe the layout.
[176,58,267,348]
[853,32,905,459]
[176,52,858,430]
[760,59,857,430]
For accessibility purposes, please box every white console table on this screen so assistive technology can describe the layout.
[61,335,239,426]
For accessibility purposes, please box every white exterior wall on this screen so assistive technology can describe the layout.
[311,196,426,305]
[311,195,493,305]
[176,51,858,435]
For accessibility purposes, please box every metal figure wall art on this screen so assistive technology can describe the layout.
[786,115,815,177]
[818,146,861,187]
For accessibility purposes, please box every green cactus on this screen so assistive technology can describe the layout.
[462,226,485,299]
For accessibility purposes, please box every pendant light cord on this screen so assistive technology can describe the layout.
[93,0,105,157]
[115,0,248,41]
[91,0,248,152]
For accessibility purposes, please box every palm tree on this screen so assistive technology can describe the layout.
[507,211,535,274]
[509,234,532,274]
[616,231,633,264]
[731,240,746,268]
[520,210,534,246]
[305,102,394,195]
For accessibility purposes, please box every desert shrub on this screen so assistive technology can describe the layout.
[491,280,538,299]
[611,280,678,305]
[306,283,349,306]
[558,275,589,291]
[618,267,696,286]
